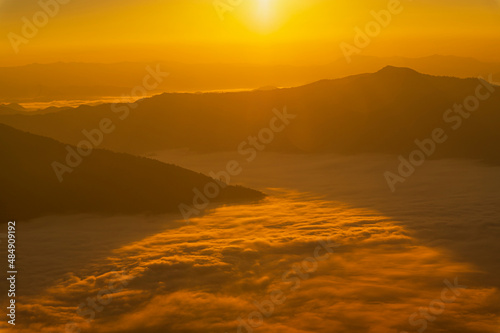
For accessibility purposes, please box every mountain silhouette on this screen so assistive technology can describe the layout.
[1,56,499,103]
[0,104,24,116]
[0,124,264,221]
[1,66,499,163]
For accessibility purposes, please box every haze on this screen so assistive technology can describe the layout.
[0,0,499,333]
[0,0,499,66]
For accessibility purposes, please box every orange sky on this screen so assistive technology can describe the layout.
[0,0,500,66]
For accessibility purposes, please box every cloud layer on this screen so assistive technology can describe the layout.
[2,153,500,332]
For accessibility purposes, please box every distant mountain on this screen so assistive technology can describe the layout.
[1,66,499,163]
[0,105,71,116]
[335,55,500,80]
[1,56,499,103]
[0,103,50,116]
[0,105,23,116]
[0,124,264,221]
[2,103,26,111]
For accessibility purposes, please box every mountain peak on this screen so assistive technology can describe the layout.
[375,66,421,76]
[6,103,26,111]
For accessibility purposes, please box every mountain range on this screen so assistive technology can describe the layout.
[1,66,499,163]
[1,55,500,103]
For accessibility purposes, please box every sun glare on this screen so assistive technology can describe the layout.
[257,0,271,19]
[245,0,319,35]
[245,0,286,33]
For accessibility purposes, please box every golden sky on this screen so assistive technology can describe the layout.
[0,0,500,65]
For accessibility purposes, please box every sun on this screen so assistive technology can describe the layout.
[240,0,306,34]
[249,0,281,33]
[257,0,271,19]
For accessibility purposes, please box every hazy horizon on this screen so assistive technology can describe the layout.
[1,0,500,332]
[1,0,500,66]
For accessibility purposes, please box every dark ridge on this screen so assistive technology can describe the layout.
[0,124,265,221]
